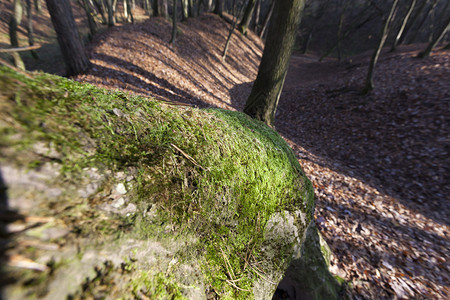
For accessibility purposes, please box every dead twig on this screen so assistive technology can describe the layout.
[0,44,41,53]
[170,143,206,171]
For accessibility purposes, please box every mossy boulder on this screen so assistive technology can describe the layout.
[0,66,340,299]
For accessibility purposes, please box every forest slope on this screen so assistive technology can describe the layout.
[76,14,449,299]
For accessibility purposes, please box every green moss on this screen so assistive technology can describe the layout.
[0,66,315,298]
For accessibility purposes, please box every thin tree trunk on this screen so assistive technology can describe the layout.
[244,0,306,127]
[363,0,399,94]
[319,6,375,61]
[45,0,91,76]
[250,0,260,31]
[399,0,427,44]
[418,14,450,57]
[214,0,223,17]
[24,0,39,59]
[34,0,42,13]
[9,0,25,70]
[126,0,134,23]
[391,0,416,51]
[223,0,245,60]
[238,0,256,35]
[188,0,194,17]
[82,0,97,38]
[258,0,274,39]
[106,0,115,26]
[408,0,437,44]
[170,0,177,44]
[337,0,350,60]
[181,0,188,20]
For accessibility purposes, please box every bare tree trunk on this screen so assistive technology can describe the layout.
[214,0,223,17]
[181,0,188,20]
[244,0,306,127]
[418,14,450,57]
[9,0,25,70]
[238,0,256,35]
[363,0,399,94]
[391,0,416,51]
[250,0,260,31]
[106,0,115,26]
[82,0,97,38]
[170,0,178,44]
[24,0,39,59]
[398,0,427,44]
[45,0,91,76]
[258,0,274,39]
[188,0,194,17]
[124,0,134,23]
[408,0,437,44]
[337,0,350,60]
[223,0,245,60]
[34,0,42,13]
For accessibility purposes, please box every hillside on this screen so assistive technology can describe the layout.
[75,14,449,299]
[1,6,449,299]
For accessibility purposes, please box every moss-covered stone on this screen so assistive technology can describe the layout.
[0,66,338,299]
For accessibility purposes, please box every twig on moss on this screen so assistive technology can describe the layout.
[170,143,206,171]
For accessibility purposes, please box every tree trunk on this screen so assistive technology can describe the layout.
[337,0,350,60]
[418,14,450,57]
[181,0,189,20]
[238,0,256,35]
[105,0,115,26]
[398,0,427,44]
[391,0,416,51]
[34,0,42,13]
[170,0,177,44]
[223,0,245,60]
[244,0,306,127]
[188,0,194,17]
[250,0,260,31]
[363,0,399,94]
[214,0,223,17]
[156,0,168,18]
[125,0,134,23]
[258,0,274,39]
[45,0,91,76]
[408,0,437,44]
[25,0,39,59]
[82,0,97,38]
[9,0,25,70]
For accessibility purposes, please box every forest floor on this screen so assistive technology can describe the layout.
[1,3,449,299]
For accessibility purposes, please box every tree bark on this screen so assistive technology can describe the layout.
[244,0,306,127]
[238,0,256,35]
[45,0,91,76]
[363,0,399,94]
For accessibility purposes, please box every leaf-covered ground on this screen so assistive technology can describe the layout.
[1,4,448,299]
[74,15,449,299]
